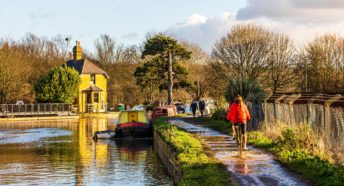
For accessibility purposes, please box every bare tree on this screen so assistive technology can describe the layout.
[94,34,117,64]
[266,33,296,93]
[299,34,343,93]
[211,23,271,94]
[0,44,33,103]
[181,42,209,100]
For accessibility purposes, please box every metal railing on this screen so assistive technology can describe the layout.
[0,103,75,117]
[85,103,108,113]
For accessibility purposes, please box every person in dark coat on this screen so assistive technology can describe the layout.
[190,101,198,118]
[199,100,205,117]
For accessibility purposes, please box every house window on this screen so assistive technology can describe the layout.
[86,93,92,104]
[94,93,99,103]
[90,74,95,84]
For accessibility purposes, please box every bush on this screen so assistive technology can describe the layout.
[211,107,227,120]
[225,78,265,102]
[34,65,81,104]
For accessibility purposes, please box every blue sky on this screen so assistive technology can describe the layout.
[0,0,245,51]
[2,0,344,52]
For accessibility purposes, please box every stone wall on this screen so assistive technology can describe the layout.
[153,130,182,184]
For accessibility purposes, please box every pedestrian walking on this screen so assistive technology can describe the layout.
[199,99,205,117]
[190,100,198,118]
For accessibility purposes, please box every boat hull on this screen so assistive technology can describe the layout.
[116,122,152,138]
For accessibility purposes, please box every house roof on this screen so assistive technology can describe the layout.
[82,85,104,92]
[66,59,109,78]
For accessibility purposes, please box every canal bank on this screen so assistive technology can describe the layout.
[152,117,231,185]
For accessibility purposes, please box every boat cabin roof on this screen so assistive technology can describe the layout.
[118,110,148,124]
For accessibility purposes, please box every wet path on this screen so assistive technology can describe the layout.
[169,119,308,186]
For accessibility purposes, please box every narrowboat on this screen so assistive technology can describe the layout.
[151,105,177,119]
[115,110,152,138]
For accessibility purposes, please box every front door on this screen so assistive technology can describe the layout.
[85,92,92,112]
[86,93,92,104]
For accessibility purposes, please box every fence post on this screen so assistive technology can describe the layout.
[285,94,301,126]
[324,94,342,149]
[263,95,272,127]
[275,95,287,125]
[324,95,342,127]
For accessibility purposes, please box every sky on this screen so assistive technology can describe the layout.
[1,0,344,53]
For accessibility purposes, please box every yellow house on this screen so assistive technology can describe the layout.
[66,41,109,113]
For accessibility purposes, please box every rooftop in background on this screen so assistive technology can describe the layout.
[65,41,109,78]
[65,59,109,78]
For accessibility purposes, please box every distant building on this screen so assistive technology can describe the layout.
[66,41,109,113]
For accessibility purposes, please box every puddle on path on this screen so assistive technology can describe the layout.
[169,119,308,186]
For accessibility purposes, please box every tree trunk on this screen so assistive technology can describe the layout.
[168,51,173,105]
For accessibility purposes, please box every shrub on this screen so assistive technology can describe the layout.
[211,107,227,120]
[225,78,265,102]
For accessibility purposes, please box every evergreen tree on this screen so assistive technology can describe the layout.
[34,65,81,104]
[136,34,191,104]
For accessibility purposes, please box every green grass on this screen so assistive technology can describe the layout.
[187,117,344,186]
[184,117,232,135]
[248,131,344,186]
[153,117,231,186]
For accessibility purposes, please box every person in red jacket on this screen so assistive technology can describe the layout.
[227,95,251,150]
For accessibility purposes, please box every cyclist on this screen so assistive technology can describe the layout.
[227,95,251,150]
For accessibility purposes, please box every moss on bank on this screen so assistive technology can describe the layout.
[153,117,231,186]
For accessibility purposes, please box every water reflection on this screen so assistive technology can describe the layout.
[0,117,172,186]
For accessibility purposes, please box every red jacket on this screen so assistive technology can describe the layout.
[227,102,251,124]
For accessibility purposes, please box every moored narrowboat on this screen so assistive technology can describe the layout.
[151,105,177,119]
[115,110,152,138]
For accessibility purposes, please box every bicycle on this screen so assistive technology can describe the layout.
[234,123,244,158]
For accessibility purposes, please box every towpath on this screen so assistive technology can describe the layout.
[169,119,309,186]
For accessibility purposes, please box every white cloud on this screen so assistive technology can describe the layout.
[166,12,235,52]
[237,0,344,22]
[186,14,207,25]
[167,0,344,53]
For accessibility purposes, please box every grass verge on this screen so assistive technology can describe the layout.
[186,117,344,186]
[248,130,344,186]
[153,117,231,186]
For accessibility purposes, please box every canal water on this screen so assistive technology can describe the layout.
[0,117,173,186]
